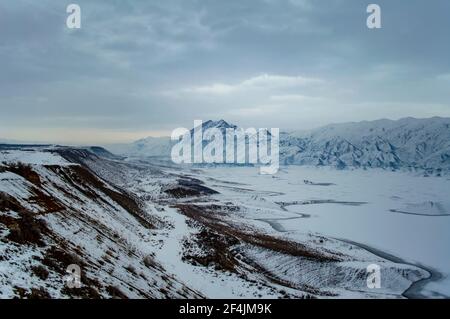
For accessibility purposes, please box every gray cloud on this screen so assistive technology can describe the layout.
[1,0,450,143]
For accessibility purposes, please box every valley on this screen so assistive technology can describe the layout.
[2,145,447,298]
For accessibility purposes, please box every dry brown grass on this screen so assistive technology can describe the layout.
[176,204,338,262]
[7,162,41,186]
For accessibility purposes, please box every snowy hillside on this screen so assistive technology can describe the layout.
[282,117,450,173]
[0,148,199,298]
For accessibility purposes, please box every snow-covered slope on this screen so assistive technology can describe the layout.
[0,148,200,298]
[282,117,450,173]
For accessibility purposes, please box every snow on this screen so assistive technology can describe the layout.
[0,172,33,199]
[284,117,450,171]
[0,151,200,298]
[152,207,286,298]
[108,117,450,173]
[192,166,450,297]
[1,146,446,298]
[0,244,48,298]
[126,161,430,298]
[0,150,72,166]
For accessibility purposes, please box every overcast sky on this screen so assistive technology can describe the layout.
[1,0,450,144]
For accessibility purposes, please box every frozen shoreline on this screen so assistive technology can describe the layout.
[335,238,446,299]
[193,165,450,298]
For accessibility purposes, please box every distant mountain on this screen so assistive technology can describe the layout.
[84,146,123,160]
[281,117,450,173]
[105,120,238,158]
[105,117,450,174]
[196,119,238,132]
[105,136,172,158]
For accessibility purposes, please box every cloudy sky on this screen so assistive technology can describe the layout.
[1,0,450,144]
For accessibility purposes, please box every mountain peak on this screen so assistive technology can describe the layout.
[190,120,238,133]
[202,119,237,130]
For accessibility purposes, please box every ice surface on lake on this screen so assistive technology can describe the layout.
[196,166,450,297]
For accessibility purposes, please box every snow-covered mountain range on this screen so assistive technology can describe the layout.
[106,117,450,174]
[281,117,450,173]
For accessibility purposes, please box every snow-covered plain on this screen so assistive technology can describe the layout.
[189,166,450,297]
